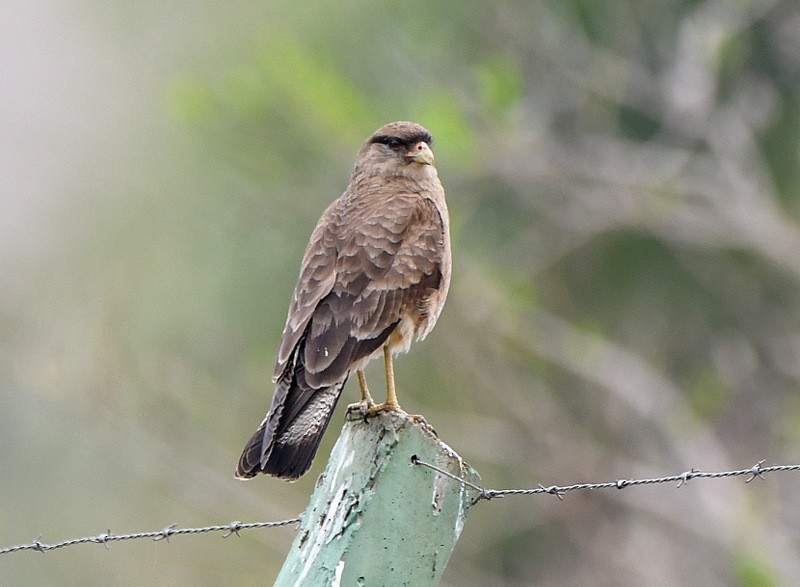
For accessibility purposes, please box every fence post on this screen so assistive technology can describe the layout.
[274,411,480,586]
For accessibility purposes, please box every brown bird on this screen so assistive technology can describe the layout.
[236,121,451,480]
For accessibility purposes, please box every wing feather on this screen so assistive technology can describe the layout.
[302,194,445,386]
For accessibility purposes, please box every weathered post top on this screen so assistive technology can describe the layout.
[274,412,480,586]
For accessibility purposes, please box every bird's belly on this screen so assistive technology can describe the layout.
[388,295,443,355]
[387,315,418,355]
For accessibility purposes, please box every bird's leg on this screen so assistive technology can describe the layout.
[357,369,375,404]
[366,346,436,435]
[356,345,436,436]
[366,346,403,414]
[345,369,375,419]
[383,345,400,410]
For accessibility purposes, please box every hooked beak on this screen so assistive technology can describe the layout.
[406,141,436,167]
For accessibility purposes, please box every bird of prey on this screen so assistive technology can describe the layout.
[236,121,451,481]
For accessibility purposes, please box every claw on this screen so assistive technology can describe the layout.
[345,399,375,421]
[365,401,403,417]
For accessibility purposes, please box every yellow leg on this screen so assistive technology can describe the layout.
[357,369,374,404]
[359,346,435,434]
[382,345,400,410]
[345,369,375,419]
[365,346,404,415]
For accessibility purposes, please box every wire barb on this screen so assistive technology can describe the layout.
[746,459,766,483]
[677,469,697,488]
[539,484,565,500]
[91,530,113,549]
[223,522,243,539]
[154,524,177,542]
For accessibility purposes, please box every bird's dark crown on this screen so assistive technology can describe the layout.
[370,132,433,148]
[368,122,433,149]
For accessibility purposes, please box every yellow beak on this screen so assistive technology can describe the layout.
[410,142,436,167]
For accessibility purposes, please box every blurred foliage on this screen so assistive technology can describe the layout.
[3,0,800,585]
[735,552,780,587]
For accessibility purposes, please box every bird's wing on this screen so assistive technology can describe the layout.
[300,192,446,388]
[273,201,341,380]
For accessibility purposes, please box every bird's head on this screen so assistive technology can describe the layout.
[356,121,437,180]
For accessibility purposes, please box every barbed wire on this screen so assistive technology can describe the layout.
[411,456,800,501]
[3,459,799,557]
[0,517,300,557]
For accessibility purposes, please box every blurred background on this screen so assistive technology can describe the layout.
[2,0,800,585]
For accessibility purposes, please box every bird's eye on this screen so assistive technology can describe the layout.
[370,134,406,151]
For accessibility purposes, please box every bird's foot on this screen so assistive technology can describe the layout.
[364,400,403,417]
[362,403,437,437]
[345,399,376,422]
[347,400,437,435]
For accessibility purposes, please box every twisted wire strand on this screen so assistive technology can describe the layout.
[0,517,301,556]
[410,457,800,501]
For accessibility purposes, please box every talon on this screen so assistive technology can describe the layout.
[365,401,404,417]
[345,400,375,421]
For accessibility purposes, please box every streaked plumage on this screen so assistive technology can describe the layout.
[236,121,450,480]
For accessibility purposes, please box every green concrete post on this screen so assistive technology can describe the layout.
[274,411,480,586]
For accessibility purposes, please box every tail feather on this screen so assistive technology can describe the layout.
[235,372,346,480]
